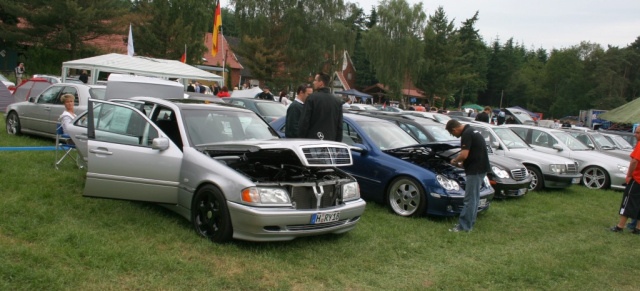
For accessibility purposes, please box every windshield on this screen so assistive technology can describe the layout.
[182,109,279,145]
[607,134,633,150]
[493,128,529,149]
[358,120,418,150]
[255,102,286,118]
[415,121,457,142]
[553,131,590,150]
[433,114,451,123]
[591,133,617,150]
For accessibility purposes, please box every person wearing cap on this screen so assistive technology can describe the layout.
[257,86,275,101]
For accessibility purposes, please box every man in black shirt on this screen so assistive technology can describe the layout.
[475,106,492,123]
[256,86,275,100]
[446,119,491,232]
[298,72,343,142]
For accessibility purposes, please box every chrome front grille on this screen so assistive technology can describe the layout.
[511,168,528,181]
[301,146,352,166]
[290,185,338,210]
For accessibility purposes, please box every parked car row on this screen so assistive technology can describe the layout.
[4,76,633,244]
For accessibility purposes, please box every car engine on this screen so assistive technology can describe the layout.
[385,146,466,186]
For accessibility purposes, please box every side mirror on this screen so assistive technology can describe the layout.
[350,144,368,154]
[28,97,36,103]
[152,137,170,151]
[552,144,563,151]
[491,141,500,149]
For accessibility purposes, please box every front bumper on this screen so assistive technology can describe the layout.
[426,188,495,217]
[227,199,366,242]
[610,172,627,190]
[543,173,582,189]
[491,177,532,198]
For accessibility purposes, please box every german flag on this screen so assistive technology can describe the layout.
[212,0,221,57]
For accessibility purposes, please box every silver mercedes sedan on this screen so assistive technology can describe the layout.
[507,124,629,190]
[470,123,582,191]
[5,83,106,138]
[65,97,365,243]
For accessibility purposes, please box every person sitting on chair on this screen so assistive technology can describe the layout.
[59,94,76,133]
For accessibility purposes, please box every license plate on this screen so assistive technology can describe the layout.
[572,178,581,184]
[518,188,527,195]
[479,199,487,208]
[311,211,340,224]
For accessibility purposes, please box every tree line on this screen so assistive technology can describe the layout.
[1,0,638,118]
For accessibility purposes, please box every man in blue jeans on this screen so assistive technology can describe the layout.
[446,119,491,232]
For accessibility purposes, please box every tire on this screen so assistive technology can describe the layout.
[582,166,610,190]
[6,112,21,135]
[191,185,233,243]
[526,166,544,191]
[386,176,427,217]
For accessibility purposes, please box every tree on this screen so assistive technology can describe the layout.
[361,0,426,100]
[231,0,356,89]
[455,11,488,107]
[0,0,129,59]
[132,0,211,64]
[418,6,465,109]
[353,7,378,88]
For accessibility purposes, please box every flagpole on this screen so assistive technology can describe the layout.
[221,26,225,88]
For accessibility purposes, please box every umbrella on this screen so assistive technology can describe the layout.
[461,104,484,111]
[599,98,640,124]
[334,89,373,101]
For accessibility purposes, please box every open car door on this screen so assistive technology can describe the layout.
[83,100,182,203]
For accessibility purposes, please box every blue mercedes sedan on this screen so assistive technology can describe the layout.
[271,113,495,217]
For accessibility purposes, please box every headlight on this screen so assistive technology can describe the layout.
[342,182,360,201]
[491,166,510,179]
[549,164,566,173]
[618,165,629,174]
[242,187,291,205]
[437,174,460,191]
[484,176,491,187]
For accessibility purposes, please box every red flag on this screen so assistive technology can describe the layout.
[212,1,221,57]
[180,51,186,63]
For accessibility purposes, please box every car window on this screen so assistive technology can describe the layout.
[255,102,286,117]
[229,100,247,108]
[493,128,528,149]
[358,120,418,150]
[37,86,63,104]
[531,130,557,148]
[341,122,363,145]
[553,131,589,150]
[399,123,429,143]
[90,88,107,100]
[569,133,593,148]
[182,109,278,145]
[61,86,79,105]
[93,102,158,147]
[510,127,528,142]
[592,133,616,149]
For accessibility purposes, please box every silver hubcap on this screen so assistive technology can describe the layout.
[583,168,606,189]
[6,115,17,134]
[389,181,420,216]
[528,169,538,190]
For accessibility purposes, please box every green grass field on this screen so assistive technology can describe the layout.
[1,118,639,290]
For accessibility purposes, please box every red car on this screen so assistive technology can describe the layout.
[11,77,53,103]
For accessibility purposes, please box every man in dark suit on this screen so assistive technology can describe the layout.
[298,72,343,142]
[285,84,312,138]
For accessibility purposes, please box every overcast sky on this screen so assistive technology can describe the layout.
[356,0,640,51]
[219,0,639,51]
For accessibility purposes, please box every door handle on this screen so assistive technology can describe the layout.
[89,148,112,155]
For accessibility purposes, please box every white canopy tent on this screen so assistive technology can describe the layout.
[61,53,223,86]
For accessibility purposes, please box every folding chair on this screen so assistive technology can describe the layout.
[55,123,82,170]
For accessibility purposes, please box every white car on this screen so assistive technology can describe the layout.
[507,124,629,190]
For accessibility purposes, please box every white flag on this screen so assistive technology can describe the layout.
[127,24,134,57]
